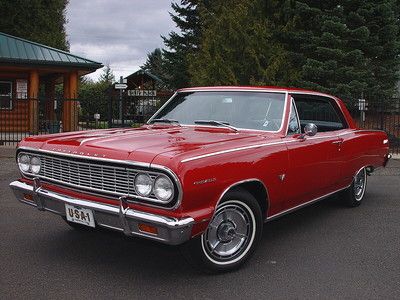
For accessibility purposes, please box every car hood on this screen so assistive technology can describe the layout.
[19,125,279,165]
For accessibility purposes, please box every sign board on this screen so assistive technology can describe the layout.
[16,79,28,99]
[127,90,157,97]
[358,99,368,111]
[94,113,100,120]
[115,83,128,90]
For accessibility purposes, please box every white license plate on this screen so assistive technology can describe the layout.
[65,204,95,228]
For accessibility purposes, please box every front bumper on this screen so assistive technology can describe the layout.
[10,180,194,245]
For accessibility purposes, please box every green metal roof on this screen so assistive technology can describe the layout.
[0,32,102,69]
[125,69,163,83]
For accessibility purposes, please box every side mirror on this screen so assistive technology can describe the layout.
[299,123,317,139]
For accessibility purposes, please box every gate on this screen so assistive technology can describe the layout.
[107,92,171,128]
[349,98,400,154]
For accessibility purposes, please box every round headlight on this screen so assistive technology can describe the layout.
[18,154,30,173]
[30,156,41,174]
[134,173,153,197]
[154,175,174,202]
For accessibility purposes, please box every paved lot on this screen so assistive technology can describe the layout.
[1,147,399,299]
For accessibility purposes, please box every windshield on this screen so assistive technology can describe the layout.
[151,91,286,131]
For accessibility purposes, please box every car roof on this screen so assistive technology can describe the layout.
[177,86,338,100]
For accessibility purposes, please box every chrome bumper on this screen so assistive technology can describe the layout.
[384,153,392,167]
[9,180,194,245]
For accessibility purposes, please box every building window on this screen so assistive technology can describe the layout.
[0,81,12,109]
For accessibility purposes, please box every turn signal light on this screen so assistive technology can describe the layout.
[23,193,34,202]
[138,223,158,235]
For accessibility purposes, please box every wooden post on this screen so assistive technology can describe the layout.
[28,70,39,134]
[62,72,78,132]
[44,78,56,122]
[69,71,78,131]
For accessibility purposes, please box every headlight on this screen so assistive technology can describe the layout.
[30,156,41,174]
[134,173,153,197]
[153,175,174,202]
[18,154,30,172]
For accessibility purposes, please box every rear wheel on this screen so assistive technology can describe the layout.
[181,189,263,273]
[341,167,367,207]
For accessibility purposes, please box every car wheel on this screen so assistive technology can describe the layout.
[181,189,263,273]
[341,167,367,207]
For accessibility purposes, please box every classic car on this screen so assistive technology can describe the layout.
[10,86,391,272]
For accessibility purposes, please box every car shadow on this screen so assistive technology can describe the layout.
[33,194,367,278]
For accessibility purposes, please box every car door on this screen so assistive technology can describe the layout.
[282,95,344,210]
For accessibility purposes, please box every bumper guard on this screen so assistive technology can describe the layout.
[9,180,194,245]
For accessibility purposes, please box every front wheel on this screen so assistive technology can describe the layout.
[181,189,263,273]
[341,167,367,207]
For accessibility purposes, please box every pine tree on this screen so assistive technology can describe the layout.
[0,0,69,50]
[189,0,289,86]
[280,0,400,103]
[162,1,204,88]
[98,65,115,85]
[141,48,166,79]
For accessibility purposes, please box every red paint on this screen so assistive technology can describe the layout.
[17,87,390,237]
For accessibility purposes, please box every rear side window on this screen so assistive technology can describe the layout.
[294,96,346,132]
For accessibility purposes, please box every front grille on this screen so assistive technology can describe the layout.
[25,152,162,199]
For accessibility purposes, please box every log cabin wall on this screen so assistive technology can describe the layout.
[0,32,102,145]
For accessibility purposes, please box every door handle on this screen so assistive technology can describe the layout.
[332,141,342,144]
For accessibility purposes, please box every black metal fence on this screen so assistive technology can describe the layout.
[1,97,35,145]
[0,93,170,145]
[348,98,400,154]
[1,94,399,154]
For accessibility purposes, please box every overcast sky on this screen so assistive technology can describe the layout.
[65,0,177,81]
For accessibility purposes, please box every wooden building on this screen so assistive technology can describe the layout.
[0,32,102,135]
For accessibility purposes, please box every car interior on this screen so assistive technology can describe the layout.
[291,95,347,133]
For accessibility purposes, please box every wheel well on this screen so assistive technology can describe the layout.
[231,181,268,217]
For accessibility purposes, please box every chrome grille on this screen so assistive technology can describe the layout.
[31,153,159,198]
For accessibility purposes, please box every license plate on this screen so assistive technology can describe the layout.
[65,204,95,228]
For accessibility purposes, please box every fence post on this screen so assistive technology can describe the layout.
[108,86,114,128]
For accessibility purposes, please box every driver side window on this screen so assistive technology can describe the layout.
[294,96,346,132]
[287,99,300,135]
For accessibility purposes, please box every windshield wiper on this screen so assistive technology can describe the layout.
[148,118,180,126]
[194,120,238,132]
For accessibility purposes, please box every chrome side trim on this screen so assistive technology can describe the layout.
[181,140,296,163]
[265,185,351,222]
[180,129,370,163]
[354,129,387,134]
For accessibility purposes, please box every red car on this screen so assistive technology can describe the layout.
[10,86,391,272]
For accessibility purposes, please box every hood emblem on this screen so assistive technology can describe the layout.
[51,148,106,158]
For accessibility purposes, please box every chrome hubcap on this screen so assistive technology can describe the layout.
[354,168,366,201]
[202,201,254,262]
